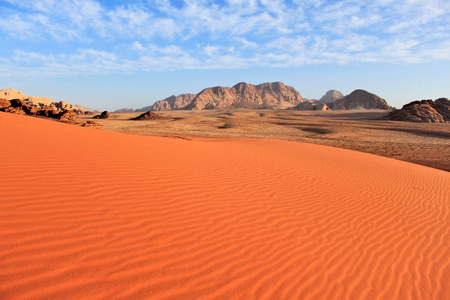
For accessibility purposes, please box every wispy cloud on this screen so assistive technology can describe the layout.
[1,0,449,76]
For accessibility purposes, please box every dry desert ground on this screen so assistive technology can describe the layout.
[1,111,449,299]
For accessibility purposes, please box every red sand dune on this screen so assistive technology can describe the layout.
[0,112,449,300]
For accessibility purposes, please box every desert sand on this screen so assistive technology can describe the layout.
[1,111,449,299]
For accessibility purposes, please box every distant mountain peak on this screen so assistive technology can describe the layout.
[320,90,344,103]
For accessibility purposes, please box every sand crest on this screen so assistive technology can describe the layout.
[0,112,448,299]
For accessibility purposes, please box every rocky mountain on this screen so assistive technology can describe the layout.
[328,89,391,110]
[0,88,94,114]
[151,94,197,111]
[387,98,450,123]
[113,85,392,113]
[320,90,343,103]
[183,82,304,110]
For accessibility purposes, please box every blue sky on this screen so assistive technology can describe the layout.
[1,0,449,110]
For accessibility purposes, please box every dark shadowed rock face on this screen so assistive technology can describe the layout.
[183,82,304,110]
[131,111,167,120]
[387,98,450,123]
[93,111,110,119]
[329,90,391,110]
[320,90,344,103]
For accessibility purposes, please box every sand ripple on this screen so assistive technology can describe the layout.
[0,112,449,299]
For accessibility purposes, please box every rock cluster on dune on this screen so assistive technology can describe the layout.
[387,98,450,123]
[131,111,166,120]
[0,98,78,122]
[0,88,94,115]
[0,92,102,128]
[184,82,304,110]
[328,89,392,110]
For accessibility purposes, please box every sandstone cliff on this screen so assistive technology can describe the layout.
[183,82,303,110]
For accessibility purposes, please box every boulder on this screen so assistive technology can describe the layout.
[93,111,110,119]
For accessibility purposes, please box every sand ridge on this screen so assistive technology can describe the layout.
[0,112,449,299]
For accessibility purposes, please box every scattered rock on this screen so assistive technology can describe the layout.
[387,98,450,123]
[82,120,103,129]
[131,111,166,120]
[93,111,110,119]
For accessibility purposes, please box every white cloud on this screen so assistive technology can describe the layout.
[203,45,220,56]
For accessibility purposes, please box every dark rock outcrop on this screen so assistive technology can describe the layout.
[131,111,166,121]
[328,90,391,110]
[387,98,450,123]
[93,111,110,119]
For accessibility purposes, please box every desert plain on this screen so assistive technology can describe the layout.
[1,110,449,299]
